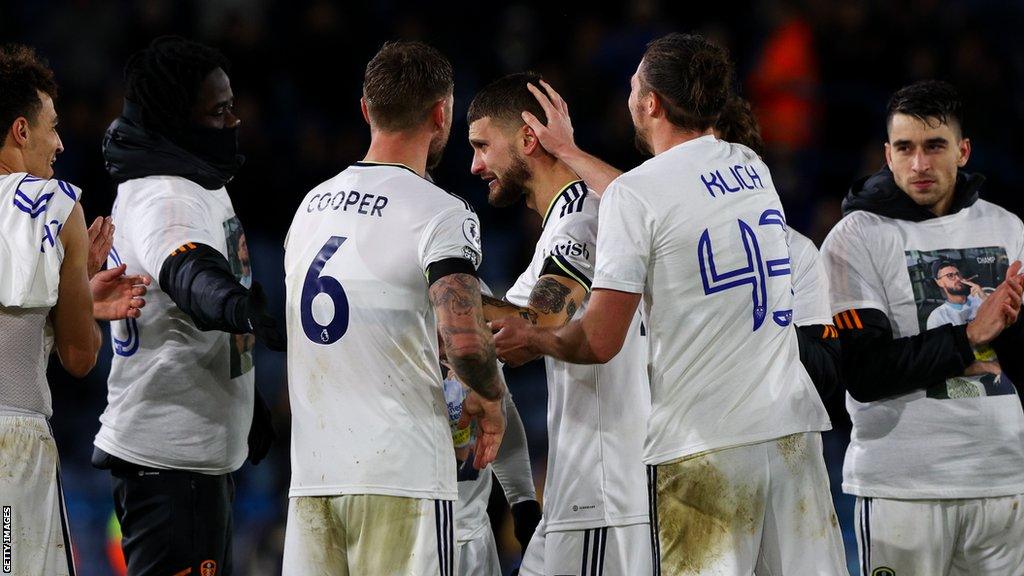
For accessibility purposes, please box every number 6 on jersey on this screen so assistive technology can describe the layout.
[300,236,349,344]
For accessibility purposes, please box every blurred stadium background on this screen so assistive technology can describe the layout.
[4,0,1023,573]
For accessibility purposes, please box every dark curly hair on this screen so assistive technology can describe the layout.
[639,33,733,132]
[716,96,764,155]
[124,36,230,137]
[363,41,453,132]
[467,71,547,128]
[886,80,965,137]
[0,44,58,138]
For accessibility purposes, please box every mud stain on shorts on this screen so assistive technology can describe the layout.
[294,497,345,568]
[776,433,807,475]
[356,495,423,575]
[657,457,764,575]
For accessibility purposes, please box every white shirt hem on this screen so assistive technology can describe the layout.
[288,484,457,500]
[842,481,1024,500]
[644,424,831,466]
[591,277,644,294]
[542,513,651,533]
[94,434,243,475]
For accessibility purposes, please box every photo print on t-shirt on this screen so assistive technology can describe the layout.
[223,216,255,378]
[905,246,1015,399]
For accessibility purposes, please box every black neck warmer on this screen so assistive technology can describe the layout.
[103,100,245,190]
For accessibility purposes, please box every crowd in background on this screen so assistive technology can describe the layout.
[3,0,1022,573]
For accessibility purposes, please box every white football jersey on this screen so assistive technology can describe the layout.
[593,136,830,466]
[284,162,482,500]
[506,181,650,532]
[97,176,254,473]
[821,200,1024,498]
[788,229,832,327]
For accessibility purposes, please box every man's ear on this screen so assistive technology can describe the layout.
[957,137,971,167]
[883,142,893,170]
[645,91,661,119]
[360,97,371,125]
[521,124,541,156]
[9,117,30,147]
[430,99,447,132]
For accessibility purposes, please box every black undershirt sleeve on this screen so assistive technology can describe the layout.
[540,256,591,291]
[796,324,841,400]
[426,257,478,287]
[159,243,249,333]
[835,308,976,402]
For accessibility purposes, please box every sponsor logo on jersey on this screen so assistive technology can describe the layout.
[549,239,590,260]
[462,246,481,267]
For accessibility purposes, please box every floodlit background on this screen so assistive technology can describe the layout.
[4,0,1022,573]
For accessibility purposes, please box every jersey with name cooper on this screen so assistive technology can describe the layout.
[284,162,482,501]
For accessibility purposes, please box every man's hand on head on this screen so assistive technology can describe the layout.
[522,80,578,160]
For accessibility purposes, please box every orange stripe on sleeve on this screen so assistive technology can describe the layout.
[848,309,864,329]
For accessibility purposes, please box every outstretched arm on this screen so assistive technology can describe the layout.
[522,80,624,195]
[481,274,586,329]
[493,287,640,366]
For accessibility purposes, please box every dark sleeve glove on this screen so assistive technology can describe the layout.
[160,243,286,351]
[236,282,287,352]
[247,386,276,465]
[835,308,975,402]
[796,324,841,400]
[511,499,542,552]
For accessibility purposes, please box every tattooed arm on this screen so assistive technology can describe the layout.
[481,275,587,329]
[429,272,506,469]
[429,273,504,401]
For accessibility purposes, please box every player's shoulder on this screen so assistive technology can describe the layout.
[829,208,892,239]
[542,180,593,229]
[351,161,474,213]
[4,172,82,207]
[787,228,819,260]
[970,199,1023,228]
[117,175,210,202]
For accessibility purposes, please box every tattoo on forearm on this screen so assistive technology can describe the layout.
[449,345,501,399]
[429,274,476,317]
[483,294,538,324]
[431,274,503,400]
[529,277,572,316]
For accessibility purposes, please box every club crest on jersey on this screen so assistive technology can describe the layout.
[463,218,481,249]
[200,559,217,576]
[871,568,895,576]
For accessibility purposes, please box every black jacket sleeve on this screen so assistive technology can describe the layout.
[835,308,976,402]
[159,243,249,333]
[796,324,841,400]
[990,315,1024,407]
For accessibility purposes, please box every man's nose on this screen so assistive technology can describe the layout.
[470,153,484,176]
[911,150,929,172]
